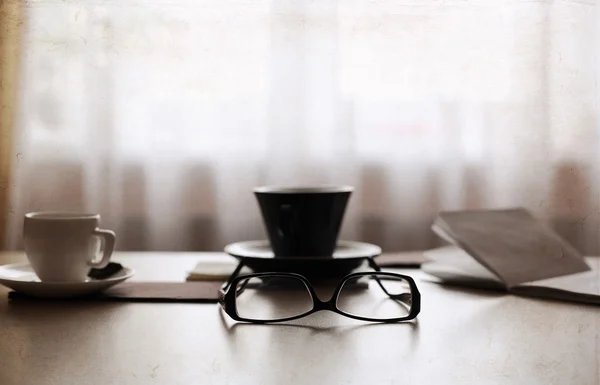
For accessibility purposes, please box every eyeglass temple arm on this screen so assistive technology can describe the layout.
[221,261,260,298]
[371,275,413,303]
[366,257,382,272]
[367,257,412,303]
[221,260,247,292]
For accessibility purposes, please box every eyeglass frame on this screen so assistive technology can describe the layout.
[219,257,421,324]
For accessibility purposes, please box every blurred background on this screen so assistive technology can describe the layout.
[0,0,599,254]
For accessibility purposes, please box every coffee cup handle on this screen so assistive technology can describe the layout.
[89,228,116,269]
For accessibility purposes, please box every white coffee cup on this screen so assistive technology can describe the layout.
[23,212,116,282]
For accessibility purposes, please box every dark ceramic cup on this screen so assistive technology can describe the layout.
[254,185,353,258]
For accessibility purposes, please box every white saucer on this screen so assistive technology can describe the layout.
[0,263,135,299]
[225,240,382,260]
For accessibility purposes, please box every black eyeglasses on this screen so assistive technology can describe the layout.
[219,258,420,323]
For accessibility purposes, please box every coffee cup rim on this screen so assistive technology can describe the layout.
[25,211,100,220]
[253,185,354,194]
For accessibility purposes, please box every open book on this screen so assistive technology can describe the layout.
[422,208,600,305]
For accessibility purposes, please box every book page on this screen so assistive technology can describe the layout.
[509,257,600,305]
[422,246,507,290]
[518,270,600,293]
[435,208,591,288]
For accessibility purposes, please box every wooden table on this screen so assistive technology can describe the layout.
[0,251,598,385]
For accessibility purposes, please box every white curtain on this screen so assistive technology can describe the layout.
[6,0,600,253]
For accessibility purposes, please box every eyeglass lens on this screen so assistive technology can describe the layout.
[336,274,412,320]
[235,275,314,321]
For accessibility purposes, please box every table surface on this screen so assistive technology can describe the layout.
[0,251,598,385]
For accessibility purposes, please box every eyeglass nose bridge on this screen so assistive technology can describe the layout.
[311,295,338,312]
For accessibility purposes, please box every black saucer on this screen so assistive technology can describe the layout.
[224,240,382,280]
